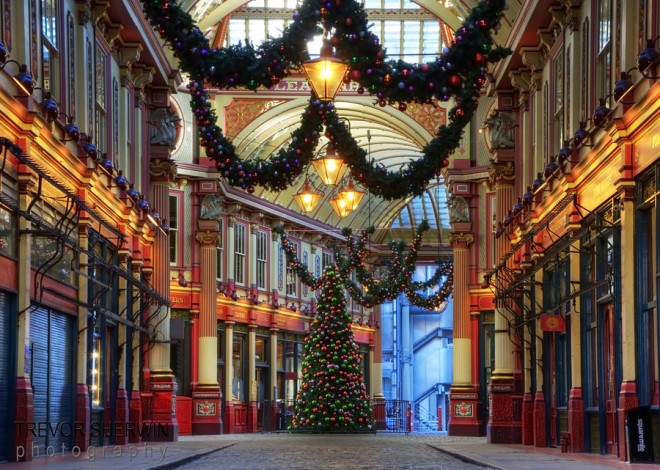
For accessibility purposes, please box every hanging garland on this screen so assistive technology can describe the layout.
[274,221,453,310]
[140,0,510,199]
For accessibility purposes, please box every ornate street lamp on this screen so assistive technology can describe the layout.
[293,176,323,213]
[301,40,348,102]
[311,143,348,186]
[337,178,365,211]
[329,194,351,217]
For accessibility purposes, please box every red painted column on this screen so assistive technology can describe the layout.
[448,230,480,436]
[568,387,584,452]
[487,152,521,444]
[192,230,222,434]
[146,149,178,441]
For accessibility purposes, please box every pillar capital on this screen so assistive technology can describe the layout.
[150,158,178,181]
[488,160,516,185]
[449,232,474,247]
[196,230,221,247]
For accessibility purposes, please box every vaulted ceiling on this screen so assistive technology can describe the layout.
[173,0,521,245]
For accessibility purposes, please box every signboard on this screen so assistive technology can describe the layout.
[539,314,566,332]
[627,406,654,463]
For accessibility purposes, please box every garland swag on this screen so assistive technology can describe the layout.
[274,221,453,310]
[140,0,510,199]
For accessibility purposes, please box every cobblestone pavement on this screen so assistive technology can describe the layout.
[172,433,489,470]
[3,432,660,470]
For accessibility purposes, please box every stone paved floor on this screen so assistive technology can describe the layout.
[3,432,660,470]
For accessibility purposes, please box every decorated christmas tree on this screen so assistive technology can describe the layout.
[291,265,374,432]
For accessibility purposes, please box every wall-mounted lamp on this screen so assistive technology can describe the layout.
[62,116,81,142]
[613,70,634,101]
[0,59,34,96]
[176,271,188,287]
[638,37,660,77]
[160,219,170,235]
[481,273,492,289]
[543,156,559,179]
[79,133,98,159]
[572,121,590,148]
[494,222,504,238]
[34,88,60,122]
[502,210,513,225]
[556,140,572,166]
[0,41,33,96]
[113,171,129,191]
[592,98,611,127]
[146,211,160,227]
[98,153,114,173]
[136,195,150,213]
[511,198,524,217]
[531,173,544,192]
[126,184,139,202]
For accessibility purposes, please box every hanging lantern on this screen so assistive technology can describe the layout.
[301,40,349,102]
[293,176,323,213]
[311,143,348,186]
[337,178,365,211]
[329,194,351,217]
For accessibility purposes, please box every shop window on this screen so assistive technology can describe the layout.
[322,251,333,272]
[216,220,224,281]
[89,333,101,407]
[40,0,61,98]
[169,194,179,264]
[595,0,612,104]
[256,230,267,290]
[286,243,298,297]
[0,205,16,256]
[234,223,246,285]
[232,336,245,401]
[95,43,108,154]
[255,337,266,364]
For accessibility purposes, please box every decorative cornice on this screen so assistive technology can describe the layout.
[196,230,221,246]
[520,47,545,73]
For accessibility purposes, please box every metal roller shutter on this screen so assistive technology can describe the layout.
[0,292,11,462]
[30,307,75,454]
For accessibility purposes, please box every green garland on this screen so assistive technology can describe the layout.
[140,0,510,199]
[274,221,453,310]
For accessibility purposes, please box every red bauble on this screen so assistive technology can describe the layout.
[350,70,361,81]
[345,18,353,26]
[475,52,486,64]
[449,75,461,87]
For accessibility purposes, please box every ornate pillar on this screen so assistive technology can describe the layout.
[487,156,521,443]
[224,321,235,433]
[617,174,638,462]
[192,230,222,434]
[115,242,131,445]
[129,245,144,443]
[568,237,584,452]
[533,270,545,447]
[147,153,178,441]
[13,165,35,461]
[248,325,258,431]
[400,297,412,402]
[448,231,479,436]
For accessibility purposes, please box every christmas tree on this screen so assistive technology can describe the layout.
[291,265,374,432]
